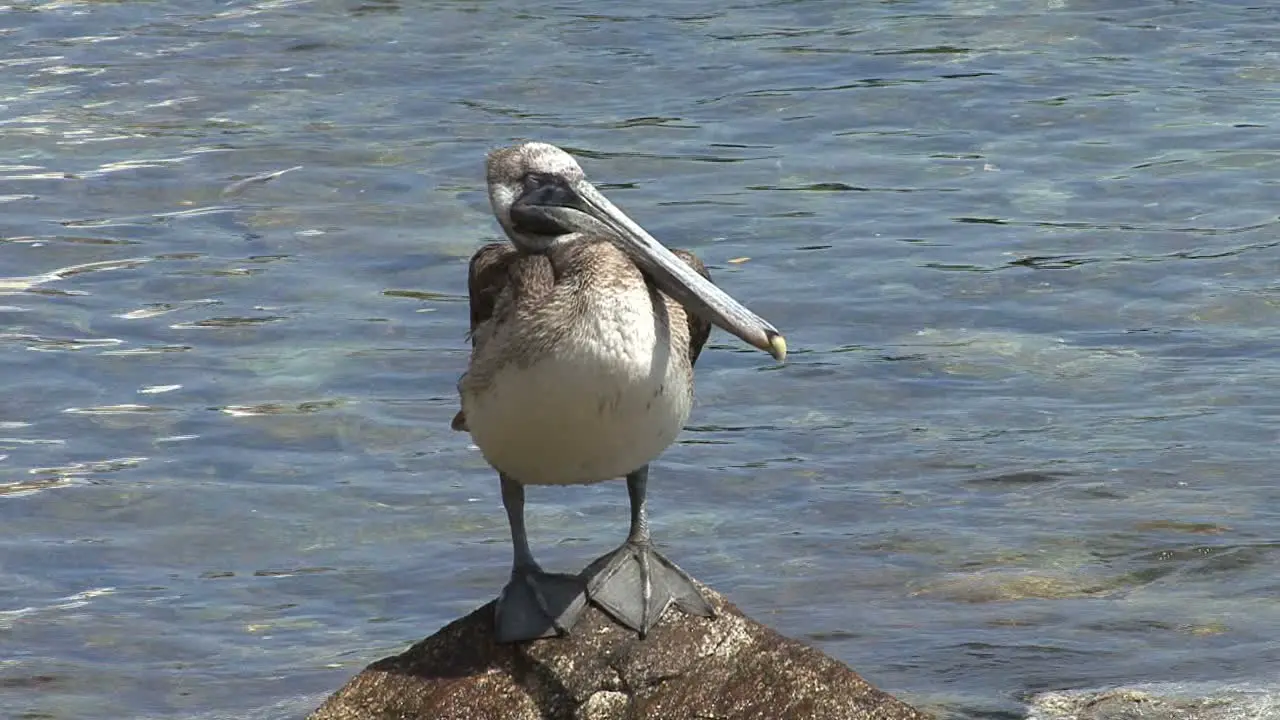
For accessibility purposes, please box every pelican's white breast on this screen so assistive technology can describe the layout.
[463,284,692,486]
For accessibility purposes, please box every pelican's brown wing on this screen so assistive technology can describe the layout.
[671,248,713,367]
[463,242,520,343]
[451,242,519,432]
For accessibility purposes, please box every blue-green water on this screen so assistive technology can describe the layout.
[3,1,1278,718]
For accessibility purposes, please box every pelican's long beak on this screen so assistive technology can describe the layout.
[516,176,786,362]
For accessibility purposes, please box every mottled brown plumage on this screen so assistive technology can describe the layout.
[451,241,713,433]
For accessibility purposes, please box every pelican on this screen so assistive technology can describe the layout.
[452,142,786,643]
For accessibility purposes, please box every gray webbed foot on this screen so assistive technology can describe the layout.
[494,474,587,643]
[494,568,587,644]
[584,540,715,637]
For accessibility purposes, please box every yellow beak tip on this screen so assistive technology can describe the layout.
[768,334,787,363]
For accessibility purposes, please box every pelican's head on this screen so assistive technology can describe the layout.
[486,142,592,254]
[483,141,786,362]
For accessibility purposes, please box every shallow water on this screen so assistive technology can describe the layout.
[2,0,1279,717]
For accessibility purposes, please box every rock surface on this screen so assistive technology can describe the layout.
[1029,685,1280,720]
[310,587,929,720]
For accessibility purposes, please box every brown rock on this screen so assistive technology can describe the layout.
[310,587,930,720]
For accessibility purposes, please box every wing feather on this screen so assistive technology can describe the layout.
[452,242,519,431]
[464,242,520,343]
[671,249,713,367]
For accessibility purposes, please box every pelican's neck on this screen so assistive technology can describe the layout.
[542,234,610,283]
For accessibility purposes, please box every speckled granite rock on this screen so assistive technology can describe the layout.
[309,587,929,720]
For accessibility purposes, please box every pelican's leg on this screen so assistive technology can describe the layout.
[583,465,715,636]
[494,473,587,643]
